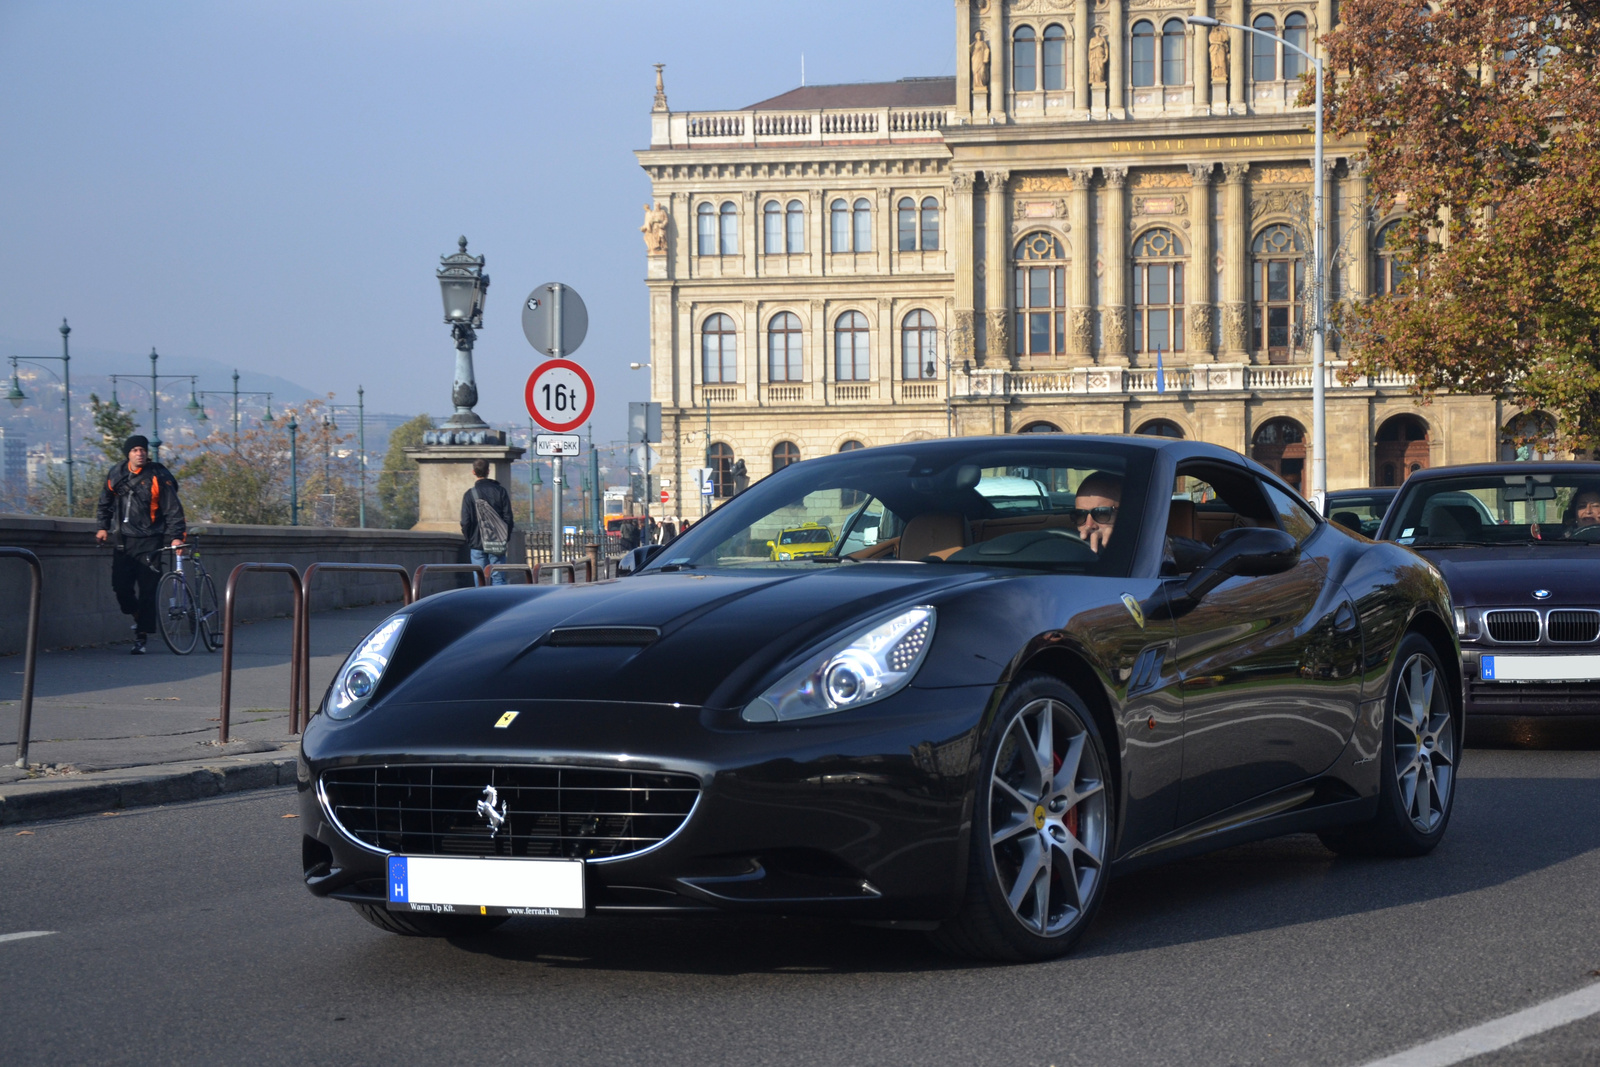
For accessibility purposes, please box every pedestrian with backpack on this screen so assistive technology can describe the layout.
[461,458,515,585]
[95,435,187,654]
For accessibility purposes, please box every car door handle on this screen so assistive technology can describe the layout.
[1333,601,1359,634]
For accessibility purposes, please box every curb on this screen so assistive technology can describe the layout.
[0,755,300,826]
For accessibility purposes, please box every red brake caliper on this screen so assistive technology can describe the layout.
[1053,752,1079,837]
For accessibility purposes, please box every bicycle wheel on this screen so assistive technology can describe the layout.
[156,571,199,655]
[196,572,223,652]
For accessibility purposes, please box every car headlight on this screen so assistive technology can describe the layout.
[742,606,935,723]
[326,616,408,720]
[779,551,792,561]
[1454,608,1468,636]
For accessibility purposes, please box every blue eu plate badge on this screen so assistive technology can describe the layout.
[388,856,408,903]
[1480,656,1496,681]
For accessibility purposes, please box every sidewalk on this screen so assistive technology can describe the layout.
[0,602,397,823]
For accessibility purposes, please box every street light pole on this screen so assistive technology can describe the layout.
[287,414,299,526]
[59,320,73,510]
[1189,16,1327,503]
[357,385,366,529]
[149,348,161,462]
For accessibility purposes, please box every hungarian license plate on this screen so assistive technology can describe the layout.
[1480,654,1600,683]
[385,855,585,918]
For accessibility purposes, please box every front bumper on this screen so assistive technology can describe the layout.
[1461,647,1600,717]
[297,686,990,921]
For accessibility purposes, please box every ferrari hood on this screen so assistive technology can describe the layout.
[379,564,988,710]
[1422,545,1600,608]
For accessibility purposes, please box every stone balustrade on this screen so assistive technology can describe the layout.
[951,361,1413,399]
[658,107,953,149]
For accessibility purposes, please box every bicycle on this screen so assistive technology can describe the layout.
[156,542,222,655]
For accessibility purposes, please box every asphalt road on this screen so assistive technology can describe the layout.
[2,744,1599,1066]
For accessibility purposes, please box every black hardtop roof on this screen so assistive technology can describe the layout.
[1402,460,1600,481]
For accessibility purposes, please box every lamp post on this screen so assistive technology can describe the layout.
[7,317,76,509]
[110,348,201,464]
[197,370,273,446]
[1189,15,1327,504]
[628,362,655,540]
[436,236,491,431]
[287,413,300,526]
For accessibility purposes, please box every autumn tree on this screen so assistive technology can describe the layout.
[375,413,432,529]
[1324,2,1600,448]
[86,393,139,465]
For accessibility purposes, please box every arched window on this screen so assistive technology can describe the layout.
[1502,412,1559,461]
[1283,13,1309,79]
[1374,222,1408,296]
[1131,20,1156,87]
[1162,19,1186,85]
[1137,419,1185,438]
[701,313,737,384]
[830,198,850,251]
[763,201,782,255]
[1043,24,1067,91]
[1019,421,1062,433]
[898,198,918,252]
[1013,26,1037,92]
[708,442,735,498]
[834,311,870,381]
[1133,228,1186,354]
[785,200,805,253]
[1253,15,1278,81]
[1013,231,1068,356]
[696,203,715,256]
[839,440,865,452]
[1251,417,1307,494]
[902,310,938,380]
[840,439,866,503]
[852,198,873,252]
[1375,414,1430,485]
[772,441,800,472]
[1252,224,1305,362]
[718,202,738,255]
[920,196,940,250]
[768,312,803,383]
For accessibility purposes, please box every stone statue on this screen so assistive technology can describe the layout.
[640,202,669,255]
[1209,26,1230,84]
[1089,27,1110,88]
[971,31,991,91]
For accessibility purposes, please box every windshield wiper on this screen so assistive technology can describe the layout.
[802,554,858,564]
[657,563,698,572]
[1410,541,1490,549]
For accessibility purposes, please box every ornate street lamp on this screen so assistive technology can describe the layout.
[287,413,300,526]
[436,236,491,431]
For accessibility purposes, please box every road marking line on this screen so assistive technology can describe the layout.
[0,931,56,944]
[1357,981,1600,1067]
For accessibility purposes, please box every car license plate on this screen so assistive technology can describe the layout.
[385,855,584,918]
[1480,654,1600,683]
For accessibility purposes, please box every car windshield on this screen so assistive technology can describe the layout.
[646,441,1154,576]
[1387,472,1600,546]
[1326,492,1395,538]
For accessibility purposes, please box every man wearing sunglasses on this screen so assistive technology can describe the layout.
[1072,472,1121,554]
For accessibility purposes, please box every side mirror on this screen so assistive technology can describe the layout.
[1182,526,1299,601]
[766,540,775,549]
[617,544,665,576]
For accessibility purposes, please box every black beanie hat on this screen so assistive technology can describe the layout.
[122,435,150,457]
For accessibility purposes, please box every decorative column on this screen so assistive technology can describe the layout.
[951,172,978,362]
[1107,0,1126,119]
[956,0,973,122]
[1221,162,1251,360]
[1193,0,1211,110]
[1229,0,1248,111]
[1068,167,1096,365]
[672,191,691,282]
[1100,165,1129,365]
[877,186,893,274]
[810,189,825,276]
[1073,1,1091,117]
[743,191,758,277]
[1344,158,1370,300]
[984,169,1011,365]
[1317,0,1334,62]
[1187,162,1215,360]
[985,1,1007,122]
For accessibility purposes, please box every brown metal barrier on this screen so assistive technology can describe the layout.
[1,548,42,768]
[483,563,536,585]
[532,561,578,585]
[411,563,485,602]
[298,563,413,728]
[219,563,304,742]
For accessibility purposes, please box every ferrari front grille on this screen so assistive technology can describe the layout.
[1486,610,1540,643]
[1548,610,1600,643]
[320,764,699,860]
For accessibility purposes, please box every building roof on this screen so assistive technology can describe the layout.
[744,77,955,111]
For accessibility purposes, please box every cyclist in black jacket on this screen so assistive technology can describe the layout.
[95,435,187,654]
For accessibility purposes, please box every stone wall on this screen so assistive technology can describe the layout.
[0,516,465,655]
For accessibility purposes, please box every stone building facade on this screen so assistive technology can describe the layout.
[635,1,1523,518]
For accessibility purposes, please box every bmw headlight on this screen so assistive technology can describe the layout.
[742,606,935,723]
[326,616,408,720]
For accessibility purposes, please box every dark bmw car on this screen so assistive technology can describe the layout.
[1376,461,1600,723]
[300,436,1459,961]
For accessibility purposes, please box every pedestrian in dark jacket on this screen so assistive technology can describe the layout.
[95,435,187,653]
[461,459,516,585]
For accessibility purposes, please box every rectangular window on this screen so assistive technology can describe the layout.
[1015,269,1026,309]
[1043,37,1066,91]
[1173,307,1184,351]
[1133,309,1143,353]
[1148,264,1169,305]
[1267,306,1290,348]
[697,212,715,256]
[898,207,917,252]
[1254,38,1277,82]
[1149,308,1169,351]
[1015,312,1025,354]
[1054,268,1065,307]
[831,209,849,252]
[1030,312,1051,354]
[1267,262,1290,302]
[1029,267,1050,309]
[920,206,939,251]
[1014,39,1036,92]
[787,209,805,253]
[1054,312,1064,352]
[764,211,782,254]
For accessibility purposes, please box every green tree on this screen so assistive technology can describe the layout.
[86,393,138,466]
[376,414,432,529]
[1324,2,1600,449]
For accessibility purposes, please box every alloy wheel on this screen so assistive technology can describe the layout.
[987,697,1107,937]
[1393,652,1455,834]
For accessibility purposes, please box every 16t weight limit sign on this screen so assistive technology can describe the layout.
[525,359,596,433]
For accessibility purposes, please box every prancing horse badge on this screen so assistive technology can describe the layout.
[1121,594,1146,630]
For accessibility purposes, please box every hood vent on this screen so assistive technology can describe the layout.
[546,626,661,648]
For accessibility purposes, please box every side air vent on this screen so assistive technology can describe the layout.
[1548,610,1600,643]
[546,626,661,647]
[1486,610,1539,643]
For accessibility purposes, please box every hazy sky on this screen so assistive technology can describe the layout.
[0,1,955,442]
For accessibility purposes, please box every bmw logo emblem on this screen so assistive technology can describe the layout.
[1533,589,1552,600]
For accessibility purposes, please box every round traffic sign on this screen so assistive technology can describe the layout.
[525,359,596,433]
[522,282,588,358]
[660,490,669,504]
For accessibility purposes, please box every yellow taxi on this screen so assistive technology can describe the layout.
[767,522,835,561]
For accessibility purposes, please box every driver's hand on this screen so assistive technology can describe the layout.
[1084,526,1113,554]
[171,539,184,548]
[95,530,107,544]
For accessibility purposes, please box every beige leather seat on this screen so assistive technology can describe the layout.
[1167,499,1198,541]
[898,512,968,560]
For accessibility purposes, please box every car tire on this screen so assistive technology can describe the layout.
[350,903,507,938]
[1319,632,1459,858]
[929,673,1113,962]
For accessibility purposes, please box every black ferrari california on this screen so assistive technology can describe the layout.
[300,435,1460,960]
